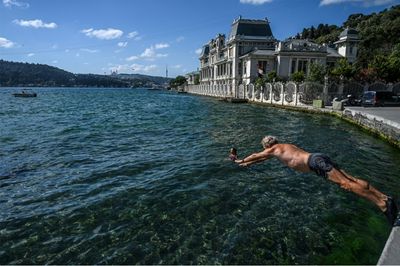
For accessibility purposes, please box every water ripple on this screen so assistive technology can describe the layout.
[0,88,399,264]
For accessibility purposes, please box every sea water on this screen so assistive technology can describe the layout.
[1,88,399,264]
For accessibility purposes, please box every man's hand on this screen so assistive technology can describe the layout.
[235,159,249,167]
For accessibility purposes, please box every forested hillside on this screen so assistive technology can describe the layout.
[0,60,76,87]
[296,5,400,82]
[0,60,170,88]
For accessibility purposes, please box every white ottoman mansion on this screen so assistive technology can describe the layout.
[190,16,360,88]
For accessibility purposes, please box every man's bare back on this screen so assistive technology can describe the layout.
[266,144,311,172]
[236,143,311,172]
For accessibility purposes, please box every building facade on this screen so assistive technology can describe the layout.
[334,28,361,64]
[197,17,359,86]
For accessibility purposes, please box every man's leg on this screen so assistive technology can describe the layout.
[327,168,387,211]
[327,167,399,225]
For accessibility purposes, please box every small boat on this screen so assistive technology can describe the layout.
[12,89,37,97]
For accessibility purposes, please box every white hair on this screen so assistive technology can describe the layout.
[261,135,278,148]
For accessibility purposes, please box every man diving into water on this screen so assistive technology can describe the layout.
[234,136,399,226]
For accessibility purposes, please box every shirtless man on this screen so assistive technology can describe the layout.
[235,135,399,226]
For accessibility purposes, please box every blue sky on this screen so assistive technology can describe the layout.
[0,0,398,77]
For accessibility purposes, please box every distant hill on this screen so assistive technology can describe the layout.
[295,4,400,68]
[0,60,171,88]
[116,73,172,87]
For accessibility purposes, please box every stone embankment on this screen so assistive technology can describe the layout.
[341,107,400,148]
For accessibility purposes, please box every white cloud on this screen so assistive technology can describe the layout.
[80,48,99,53]
[0,37,15,48]
[109,63,158,74]
[319,0,394,6]
[125,43,169,62]
[155,43,169,49]
[3,0,29,8]
[126,55,139,61]
[131,63,157,72]
[141,49,168,59]
[109,64,129,73]
[118,42,128,47]
[52,60,58,64]
[141,48,155,58]
[127,31,142,40]
[172,64,182,69]
[127,31,138,38]
[13,19,57,29]
[27,53,34,57]
[140,45,168,60]
[195,48,202,55]
[81,28,123,40]
[239,0,273,5]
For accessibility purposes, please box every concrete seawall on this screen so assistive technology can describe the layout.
[342,107,400,149]
[378,224,400,265]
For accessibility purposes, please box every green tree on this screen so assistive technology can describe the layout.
[369,54,391,81]
[368,44,400,82]
[331,58,355,79]
[267,71,278,82]
[388,43,400,82]
[194,74,200,85]
[291,71,305,82]
[255,76,266,88]
[307,63,327,83]
[170,75,187,88]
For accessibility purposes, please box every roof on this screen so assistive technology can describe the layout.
[240,49,276,59]
[185,70,200,76]
[326,47,343,58]
[199,45,210,57]
[339,27,359,38]
[229,18,274,40]
[277,39,327,53]
[335,28,360,44]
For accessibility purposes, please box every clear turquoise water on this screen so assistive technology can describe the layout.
[1,88,399,264]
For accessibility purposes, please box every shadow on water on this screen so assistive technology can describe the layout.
[0,88,399,264]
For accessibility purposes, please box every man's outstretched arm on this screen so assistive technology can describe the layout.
[235,150,271,166]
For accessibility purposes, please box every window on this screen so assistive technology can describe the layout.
[258,61,268,77]
[291,59,296,74]
[298,60,308,73]
[239,46,243,56]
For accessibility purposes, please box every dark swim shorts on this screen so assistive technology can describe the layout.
[308,153,337,178]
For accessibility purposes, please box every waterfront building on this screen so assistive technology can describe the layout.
[199,17,276,88]
[197,17,359,86]
[185,70,200,85]
[334,27,361,64]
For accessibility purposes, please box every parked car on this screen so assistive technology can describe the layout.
[362,91,393,107]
